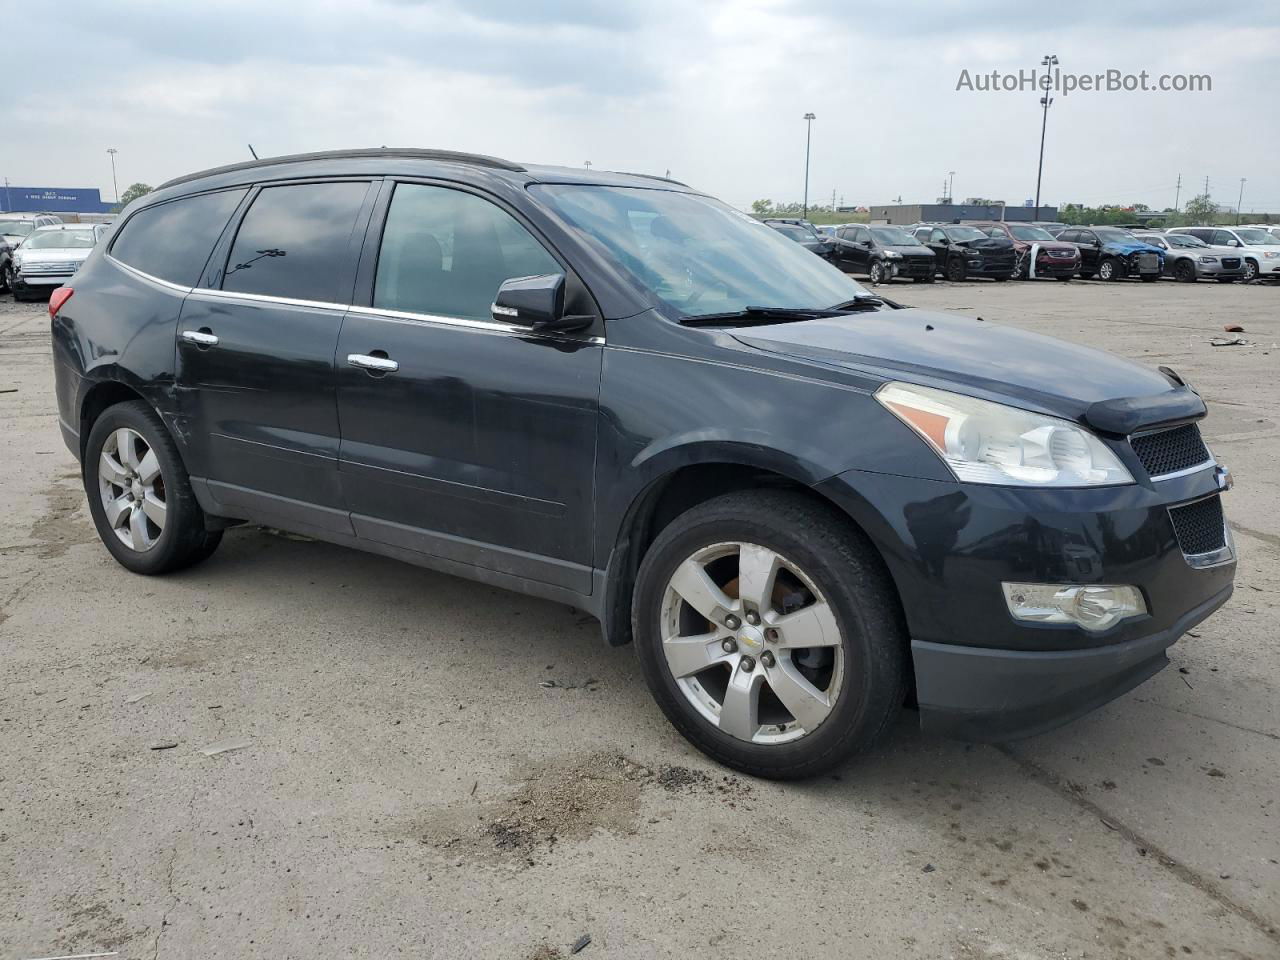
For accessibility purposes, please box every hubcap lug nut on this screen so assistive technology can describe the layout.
[721,638,738,654]
[740,656,756,672]
[765,628,779,643]
[761,651,775,668]
[745,611,760,626]
[724,615,740,630]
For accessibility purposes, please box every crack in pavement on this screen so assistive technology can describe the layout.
[152,786,197,960]
[1229,521,1280,553]
[995,744,1280,946]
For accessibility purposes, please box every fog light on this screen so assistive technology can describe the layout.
[1002,583,1146,632]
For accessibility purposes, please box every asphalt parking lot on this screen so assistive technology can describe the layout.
[2,279,1278,960]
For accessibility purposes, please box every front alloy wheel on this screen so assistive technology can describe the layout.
[633,490,907,780]
[98,427,167,552]
[661,541,843,744]
[1243,259,1258,282]
[868,261,886,285]
[1098,257,1120,281]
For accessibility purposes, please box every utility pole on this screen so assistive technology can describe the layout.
[802,112,816,219]
[106,148,120,204]
[1033,54,1058,222]
[947,171,955,204]
[831,187,836,211]
[1236,178,1246,224]
[1203,175,1210,198]
[2,177,10,213]
[1173,173,1181,213]
[583,160,592,171]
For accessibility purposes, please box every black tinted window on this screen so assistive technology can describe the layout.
[223,182,368,302]
[110,189,246,286]
[374,183,559,320]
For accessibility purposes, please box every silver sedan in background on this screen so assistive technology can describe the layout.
[1135,232,1245,282]
[9,223,110,301]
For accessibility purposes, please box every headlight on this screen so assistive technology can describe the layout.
[1263,251,1280,259]
[1197,256,1218,263]
[885,251,902,259]
[876,382,1133,487]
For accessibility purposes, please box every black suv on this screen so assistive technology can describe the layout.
[51,149,1235,779]
[911,224,1016,281]
[831,224,935,283]
[762,218,839,263]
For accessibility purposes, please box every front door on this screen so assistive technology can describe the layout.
[176,179,375,528]
[335,181,602,593]
[1072,230,1101,272]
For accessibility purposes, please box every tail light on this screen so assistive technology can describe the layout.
[49,286,74,319]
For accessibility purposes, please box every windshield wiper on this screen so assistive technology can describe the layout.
[681,298,884,327]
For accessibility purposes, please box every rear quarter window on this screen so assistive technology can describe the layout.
[109,189,247,286]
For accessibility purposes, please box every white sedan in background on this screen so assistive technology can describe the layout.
[10,223,110,301]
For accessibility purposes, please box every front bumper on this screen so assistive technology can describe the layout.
[966,258,1016,278]
[1032,256,1080,278]
[815,463,1235,741]
[14,271,74,289]
[1191,259,1244,278]
[911,583,1231,739]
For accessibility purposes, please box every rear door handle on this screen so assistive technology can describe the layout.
[347,353,399,373]
[181,329,219,347]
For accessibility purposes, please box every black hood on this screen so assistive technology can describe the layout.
[956,237,1013,253]
[732,308,1202,433]
[885,244,933,257]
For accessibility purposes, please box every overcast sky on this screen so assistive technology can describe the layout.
[6,1,1277,213]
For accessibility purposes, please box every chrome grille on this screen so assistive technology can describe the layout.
[1130,424,1211,478]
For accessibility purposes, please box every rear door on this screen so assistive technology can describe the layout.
[176,179,375,530]
[335,180,603,592]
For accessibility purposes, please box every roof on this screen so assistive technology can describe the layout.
[157,148,692,194]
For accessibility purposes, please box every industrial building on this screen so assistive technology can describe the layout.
[870,202,1059,225]
[1,185,114,214]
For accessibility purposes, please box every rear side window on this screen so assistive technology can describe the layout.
[222,182,369,303]
[374,183,560,320]
[110,189,246,286]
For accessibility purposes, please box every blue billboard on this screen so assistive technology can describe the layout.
[0,185,114,214]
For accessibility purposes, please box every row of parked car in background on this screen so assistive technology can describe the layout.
[0,213,113,301]
[764,216,1280,286]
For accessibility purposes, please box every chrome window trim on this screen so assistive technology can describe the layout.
[106,255,194,295]
[187,286,349,313]
[347,304,604,345]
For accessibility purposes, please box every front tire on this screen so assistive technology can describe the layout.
[1243,259,1259,282]
[945,257,966,282]
[0,262,12,293]
[868,260,886,285]
[1098,257,1123,281]
[632,490,907,780]
[1175,259,1197,282]
[84,400,222,574]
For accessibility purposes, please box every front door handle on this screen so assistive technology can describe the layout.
[347,353,399,373]
[181,329,219,347]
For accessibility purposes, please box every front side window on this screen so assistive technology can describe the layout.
[1211,230,1237,246]
[374,183,560,320]
[109,189,246,286]
[530,185,866,318]
[223,182,368,303]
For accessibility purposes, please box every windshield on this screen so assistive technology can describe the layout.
[0,220,35,237]
[1093,228,1138,243]
[531,185,867,318]
[24,229,97,250]
[1234,228,1278,245]
[1009,225,1056,242]
[946,226,987,242]
[1166,234,1206,249]
[870,226,917,245]
[771,224,812,242]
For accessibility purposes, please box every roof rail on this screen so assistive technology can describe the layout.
[158,148,525,190]
[607,170,690,188]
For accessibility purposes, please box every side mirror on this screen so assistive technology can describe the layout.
[491,273,592,332]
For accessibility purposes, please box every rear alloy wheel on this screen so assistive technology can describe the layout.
[1098,257,1122,281]
[868,260,886,285]
[84,400,223,574]
[633,490,907,780]
[1175,259,1197,282]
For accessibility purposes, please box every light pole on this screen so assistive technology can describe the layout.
[1236,177,1246,225]
[802,112,816,219]
[1033,54,1058,221]
[106,148,120,204]
[947,170,955,204]
[583,160,592,171]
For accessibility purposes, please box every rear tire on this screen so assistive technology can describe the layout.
[83,400,223,575]
[632,490,907,780]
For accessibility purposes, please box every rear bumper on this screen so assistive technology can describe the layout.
[913,584,1232,740]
